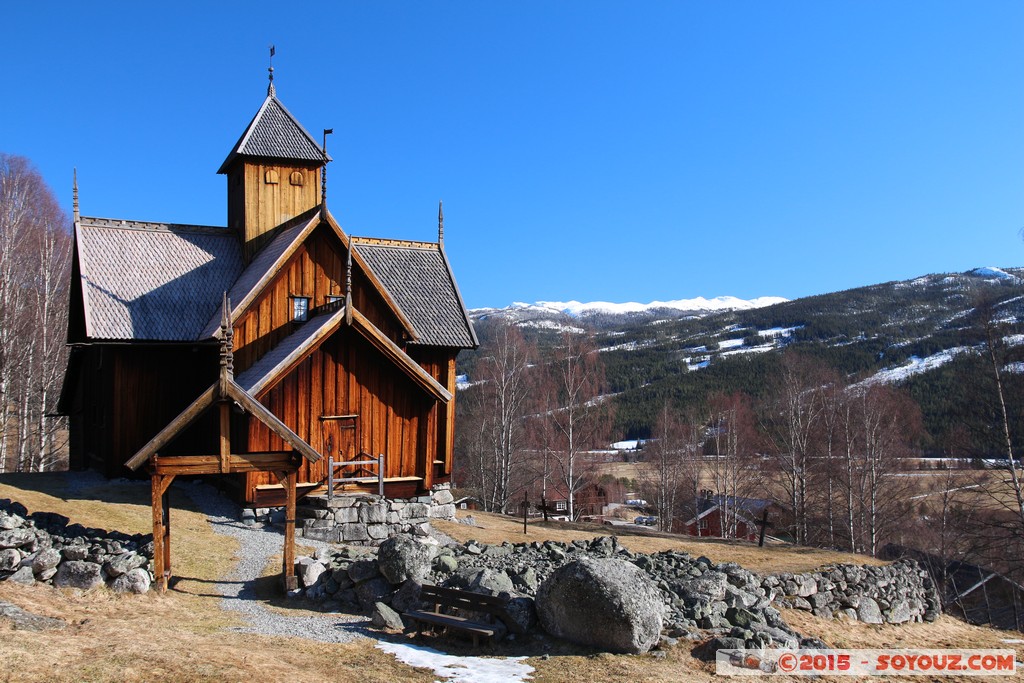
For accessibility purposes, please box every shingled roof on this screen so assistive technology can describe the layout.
[76,218,243,341]
[217,93,328,174]
[353,239,478,349]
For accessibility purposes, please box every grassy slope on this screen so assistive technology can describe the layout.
[0,475,1020,683]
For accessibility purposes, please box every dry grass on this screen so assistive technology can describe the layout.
[0,473,436,683]
[1,473,1021,683]
[435,510,887,574]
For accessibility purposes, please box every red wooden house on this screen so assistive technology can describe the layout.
[58,81,478,508]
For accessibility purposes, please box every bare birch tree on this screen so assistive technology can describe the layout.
[761,353,833,544]
[543,329,612,520]
[0,153,71,472]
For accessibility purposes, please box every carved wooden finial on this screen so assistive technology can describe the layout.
[73,168,80,223]
[438,200,444,247]
[345,243,353,325]
[321,128,333,217]
[219,292,234,379]
[267,45,276,97]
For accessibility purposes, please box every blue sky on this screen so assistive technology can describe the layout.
[4,2,1022,309]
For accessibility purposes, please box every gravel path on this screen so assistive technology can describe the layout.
[181,480,368,643]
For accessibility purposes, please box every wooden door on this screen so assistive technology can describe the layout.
[321,415,359,473]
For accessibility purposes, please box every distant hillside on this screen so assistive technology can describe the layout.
[460,267,1024,455]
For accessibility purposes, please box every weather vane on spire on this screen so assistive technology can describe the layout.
[268,44,276,96]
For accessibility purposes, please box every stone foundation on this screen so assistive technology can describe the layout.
[296,483,455,545]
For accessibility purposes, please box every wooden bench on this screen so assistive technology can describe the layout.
[403,585,526,647]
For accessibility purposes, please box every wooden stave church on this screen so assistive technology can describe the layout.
[57,81,478,509]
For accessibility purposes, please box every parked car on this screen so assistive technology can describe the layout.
[634,515,657,526]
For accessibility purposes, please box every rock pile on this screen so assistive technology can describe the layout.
[769,560,940,624]
[294,534,941,655]
[0,499,153,593]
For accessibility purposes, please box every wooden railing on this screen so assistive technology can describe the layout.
[326,454,385,500]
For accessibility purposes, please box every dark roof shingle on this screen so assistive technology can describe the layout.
[353,240,477,349]
[76,218,243,341]
[217,94,328,173]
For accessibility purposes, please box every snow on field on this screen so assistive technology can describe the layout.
[721,345,775,358]
[718,338,745,350]
[376,641,533,683]
[612,439,645,450]
[758,325,802,338]
[865,347,974,384]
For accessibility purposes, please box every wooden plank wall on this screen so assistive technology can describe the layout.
[94,346,219,477]
[227,161,322,262]
[245,331,431,492]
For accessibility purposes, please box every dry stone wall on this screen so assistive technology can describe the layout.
[769,560,941,624]
[0,498,153,593]
[292,533,941,654]
[295,483,456,545]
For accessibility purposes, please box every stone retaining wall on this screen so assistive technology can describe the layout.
[768,560,941,624]
[296,483,456,545]
[0,498,153,593]
[291,534,943,654]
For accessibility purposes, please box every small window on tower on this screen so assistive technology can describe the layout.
[292,297,310,323]
[265,169,279,184]
[289,171,304,186]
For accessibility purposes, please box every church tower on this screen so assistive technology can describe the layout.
[218,78,329,262]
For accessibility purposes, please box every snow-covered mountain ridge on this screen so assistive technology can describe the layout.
[471,295,788,320]
[458,266,1024,453]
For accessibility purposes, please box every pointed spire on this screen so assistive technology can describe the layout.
[72,169,80,223]
[267,44,276,97]
[438,200,444,247]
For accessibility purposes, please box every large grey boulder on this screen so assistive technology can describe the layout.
[111,568,151,594]
[0,529,35,550]
[31,548,62,575]
[856,596,883,624]
[296,557,328,588]
[52,561,104,591]
[0,548,21,571]
[536,557,664,654]
[103,551,145,579]
[377,536,437,584]
[371,601,406,631]
[680,570,729,603]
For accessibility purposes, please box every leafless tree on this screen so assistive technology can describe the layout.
[640,402,690,532]
[542,329,612,520]
[706,391,759,538]
[454,320,539,513]
[760,352,833,544]
[0,154,71,472]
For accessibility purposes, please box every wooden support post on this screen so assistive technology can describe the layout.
[219,401,231,474]
[150,468,175,593]
[523,491,528,535]
[278,470,298,591]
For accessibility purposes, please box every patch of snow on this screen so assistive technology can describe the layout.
[1005,362,1024,374]
[758,325,802,338]
[518,319,585,334]
[721,345,775,358]
[612,439,645,450]
[972,266,1018,281]
[599,340,644,353]
[718,338,745,350]
[864,346,976,385]
[1004,334,1024,347]
[376,641,533,683]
